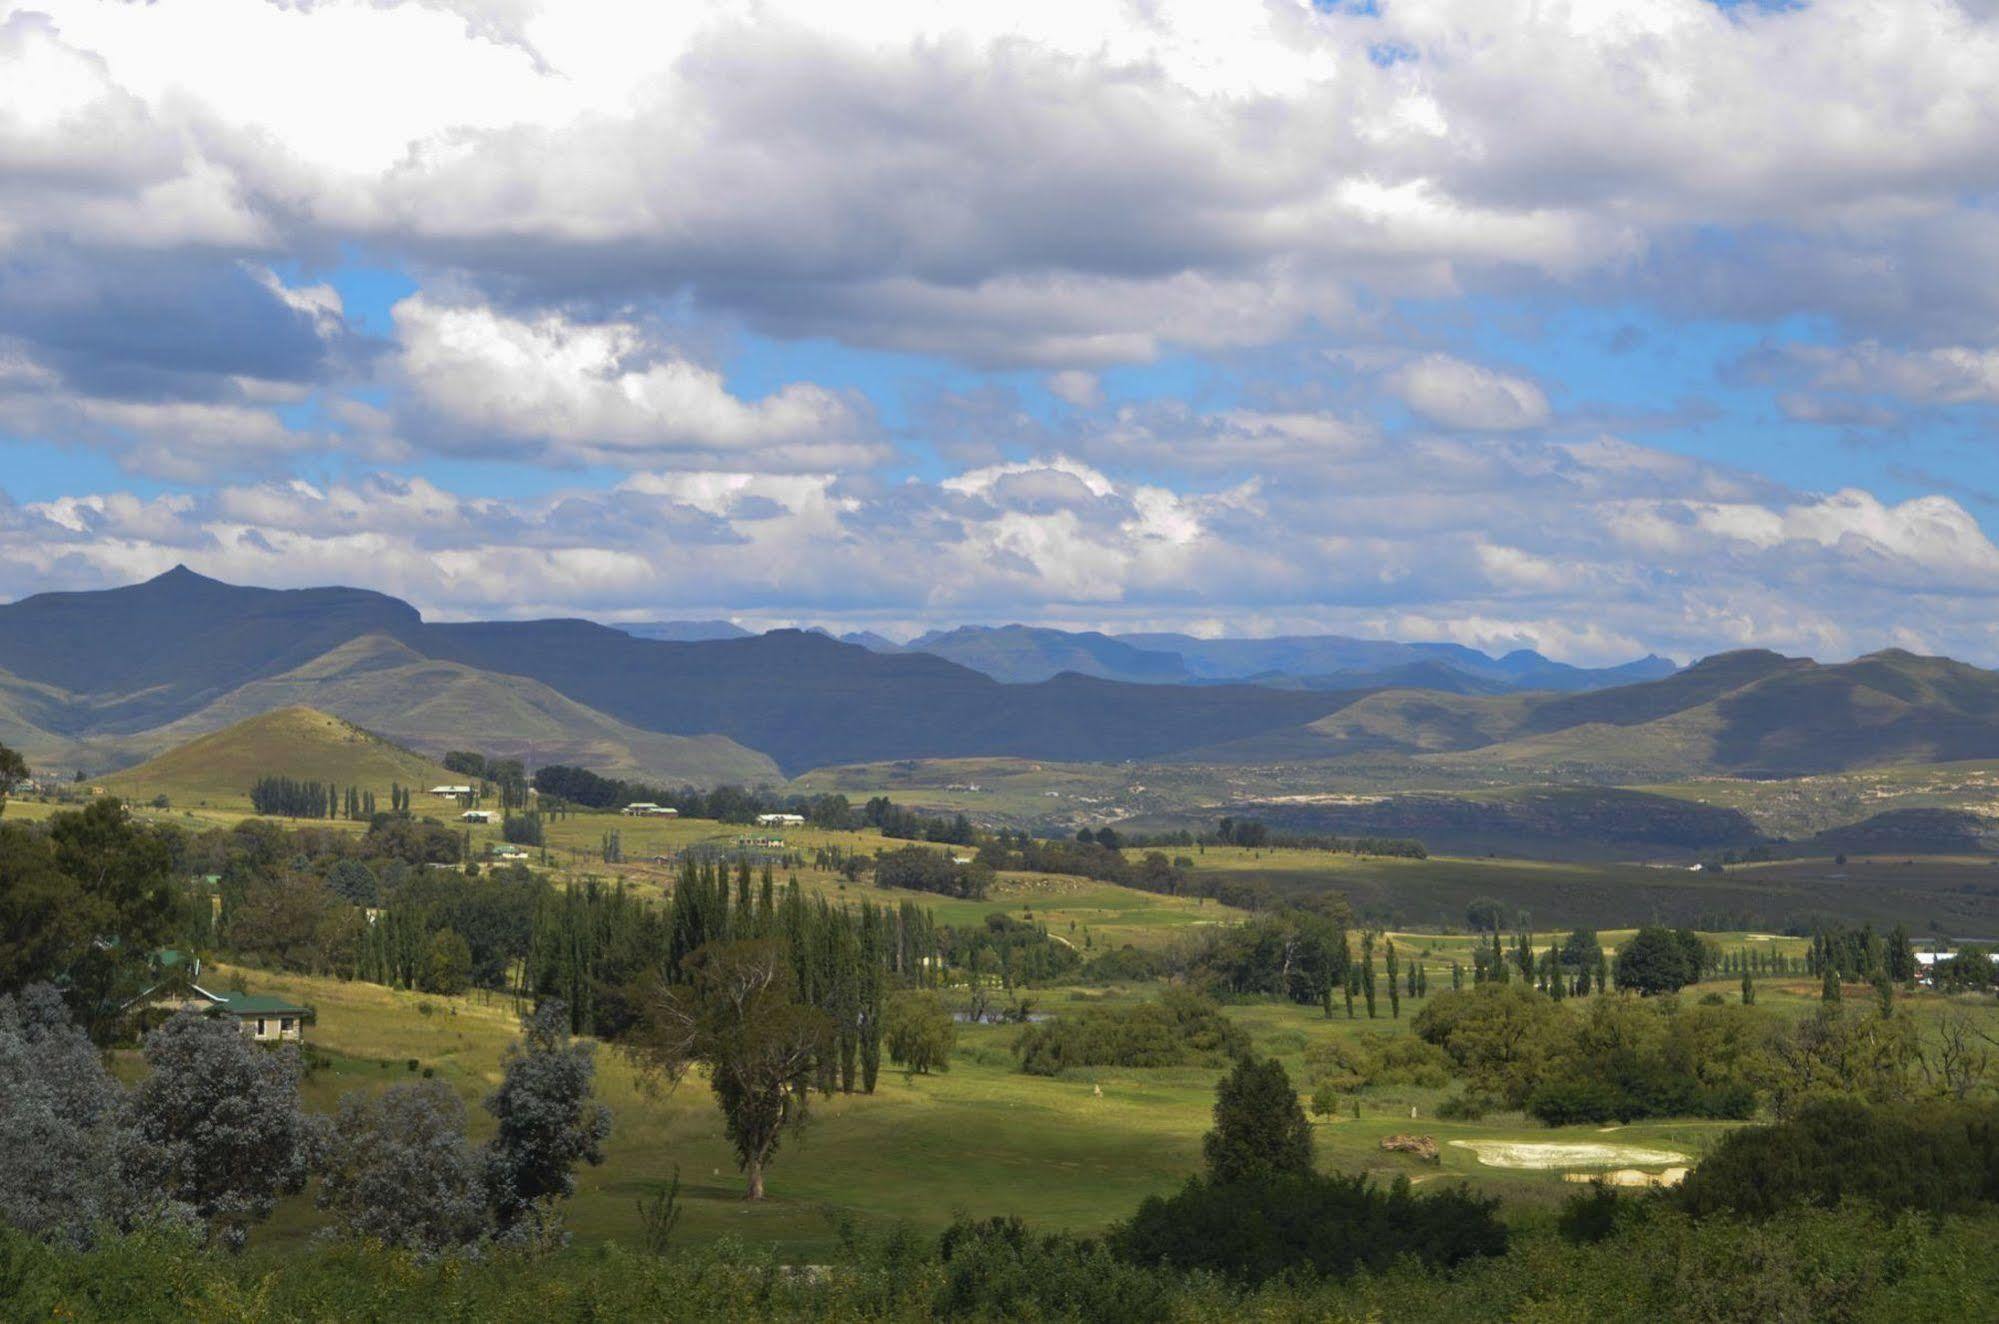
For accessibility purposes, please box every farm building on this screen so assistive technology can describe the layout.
[756,812,806,827]
[199,989,310,1042]
[130,956,311,1041]
[622,802,679,817]
[429,784,474,797]
[461,809,495,823]
[1914,949,1999,984]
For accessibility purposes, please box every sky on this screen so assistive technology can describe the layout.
[4,0,1999,665]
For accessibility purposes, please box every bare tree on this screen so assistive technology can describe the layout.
[1920,1009,1995,1102]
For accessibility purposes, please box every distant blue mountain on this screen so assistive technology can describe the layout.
[902,624,1676,693]
[619,620,754,642]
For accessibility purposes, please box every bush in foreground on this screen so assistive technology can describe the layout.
[6,1202,1997,1321]
[1678,1098,1999,1219]
[1118,1170,1507,1285]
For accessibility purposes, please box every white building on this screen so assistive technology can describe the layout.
[1913,949,1999,984]
[756,812,806,827]
[622,803,680,817]
[429,784,474,797]
[461,809,495,823]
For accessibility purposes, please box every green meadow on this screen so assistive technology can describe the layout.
[196,949,1978,1265]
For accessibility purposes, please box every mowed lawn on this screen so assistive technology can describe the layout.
[199,960,1880,1263]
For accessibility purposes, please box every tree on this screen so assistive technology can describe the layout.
[1,798,179,1039]
[1561,929,1599,972]
[483,1001,613,1237]
[884,989,956,1076]
[1614,926,1703,996]
[1741,966,1756,1006]
[0,742,25,814]
[0,985,153,1246]
[1361,932,1378,1019]
[1412,983,1565,1108]
[326,858,379,906]
[1936,944,1993,992]
[1464,898,1507,934]
[1203,1056,1312,1185]
[630,940,831,1200]
[423,928,473,995]
[318,1080,489,1255]
[119,1012,317,1249]
[1385,939,1401,1018]
[225,871,337,974]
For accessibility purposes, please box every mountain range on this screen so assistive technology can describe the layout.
[7,570,1999,793]
[633,619,1678,692]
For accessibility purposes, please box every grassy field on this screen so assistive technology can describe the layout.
[184,953,1995,1264]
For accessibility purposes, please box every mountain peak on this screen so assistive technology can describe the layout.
[145,563,224,589]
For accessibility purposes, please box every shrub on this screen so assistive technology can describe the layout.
[1436,1091,1495,1121]
[1118,1171,1507,1285]
[1305,1033,1452,1093]
[1013,989,1248,1076]
[1556,1181,1626,1245]
[1678,1099,1999,1219]
[935,1217,1177,1323]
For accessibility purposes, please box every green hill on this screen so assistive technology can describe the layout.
[143,635,780,788]
[103,707,463,811]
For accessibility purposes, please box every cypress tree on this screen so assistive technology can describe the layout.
[1741,967,1755,1005]
[1361,933,1378,1019]
[1385,939,1400,1019]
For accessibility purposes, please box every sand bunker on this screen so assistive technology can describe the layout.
[1563,1167,1689,1188]
[1448,1140,1691,1170]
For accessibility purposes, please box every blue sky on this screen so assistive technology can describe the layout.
[4,0,1999,665]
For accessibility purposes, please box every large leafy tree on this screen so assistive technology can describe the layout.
[884,989,955,1076]
[1412,982,1567,1107]
[0,798,179,1038]
[0,985,152,1247]
[630,939,831,1199]
[1615,926,1706,996]
[319,1080,490,1255]
[119,1012,317,1249]
[483,1000,612,1237]
[1203,1055,1312,1185]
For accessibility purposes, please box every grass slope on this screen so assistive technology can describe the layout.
[102,706,463,811]
[139,634,780,788]
[221,961,1775,1261]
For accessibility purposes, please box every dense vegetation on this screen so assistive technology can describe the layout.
[1013,989,1250,1075]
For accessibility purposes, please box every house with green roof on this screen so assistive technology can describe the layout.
[193,987,310,1042]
